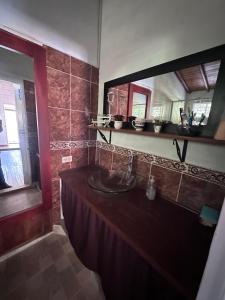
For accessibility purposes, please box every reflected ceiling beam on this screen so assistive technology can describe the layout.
[175,71,191,93]
[199,64,209,91]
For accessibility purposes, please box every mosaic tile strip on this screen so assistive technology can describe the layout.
[96,141,225,187]
[70,141,89,149]
[154,155,187,173]
[50,141,70,150]
[87,140,97,147]
[114,145,132,156]
[188,164,225,187]
[50,140,96,150]
[133,150,155,163]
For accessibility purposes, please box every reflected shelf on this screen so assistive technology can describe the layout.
[88,125,225,145]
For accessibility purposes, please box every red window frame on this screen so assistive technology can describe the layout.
[128,83,151,118]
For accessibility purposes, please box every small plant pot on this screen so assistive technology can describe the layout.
[154,125,162,133]
[114,121,123,130]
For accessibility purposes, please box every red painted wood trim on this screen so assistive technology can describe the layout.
[0,30,52,221]
[128,83,151,118]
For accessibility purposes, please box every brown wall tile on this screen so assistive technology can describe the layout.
[52,179,60,208]
[95,147,100,165]
[178,175,225,212]
[49,108,70,141]
[91,66,99,83]
[47,68,70,109]
[71,111,89,141]
[46,47,70,73]
[50,149,71,179]
[88,147,96,165]
[112,152,129,172]
[118,89,128,116]
[71,148,88,169]
[117,84,129,92]
[71,57,91,81]
[52,207,61,225]
[89,127,97,140]
[151,164,181,202]
[71,76,90,111]
[99,149,113,170]
[107,87,118,115]
[133,157,150,189]
[90,83,98,114]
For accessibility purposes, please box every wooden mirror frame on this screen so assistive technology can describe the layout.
[103,44,225,137]
[0,29,52,217]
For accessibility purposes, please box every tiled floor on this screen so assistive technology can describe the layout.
[0,226,105,300]
[0,187,42,218]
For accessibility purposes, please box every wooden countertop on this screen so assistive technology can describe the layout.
[60,166,214,300]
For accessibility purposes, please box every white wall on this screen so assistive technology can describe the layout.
[0,47,34,81]
[0,0,100,66]
[99,0,225,172]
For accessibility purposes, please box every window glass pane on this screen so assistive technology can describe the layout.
[133,92,147,105]
[193,102,212,118]
[132,105,146,118]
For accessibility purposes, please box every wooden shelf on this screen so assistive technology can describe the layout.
[89,125,225,145]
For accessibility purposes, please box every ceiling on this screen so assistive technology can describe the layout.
[175,60,221,93]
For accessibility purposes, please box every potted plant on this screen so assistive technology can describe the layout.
[113,115,124,130]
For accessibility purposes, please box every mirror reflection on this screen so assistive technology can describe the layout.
[106,60,221,130]
[0,46,42,217]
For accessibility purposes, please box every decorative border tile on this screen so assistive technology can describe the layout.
[70,141,88,149]
[50,141,70,150]
[188,164,225,187]
[114,145,132,156]
[154,155,187,173]
[50,140,96,150]
[96,142,225,187]
[132,150,155,163]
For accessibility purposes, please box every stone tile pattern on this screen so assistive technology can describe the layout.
[96,141,225,213]
[46,47,99,224]
[0,231,105,300]
[107,84,129,117]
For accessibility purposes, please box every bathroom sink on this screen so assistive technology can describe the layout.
[88,168,136,193]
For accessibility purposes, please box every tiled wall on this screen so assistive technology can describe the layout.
[46,47,99,224]
[96,141,225,213]
[107,84,129,117]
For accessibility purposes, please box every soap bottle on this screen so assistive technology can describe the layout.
[146,175,156,200]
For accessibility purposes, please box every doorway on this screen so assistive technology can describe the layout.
[0,79,30,189]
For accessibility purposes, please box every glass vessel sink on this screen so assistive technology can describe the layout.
[88,168,136,193]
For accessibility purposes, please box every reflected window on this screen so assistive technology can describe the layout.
[152,105,163,119]
[132,92,147,118]
[128,84,151,118]
[192,102,212,118]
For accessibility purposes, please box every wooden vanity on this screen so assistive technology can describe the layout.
[60,166,214,300]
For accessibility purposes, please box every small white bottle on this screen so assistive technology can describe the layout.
[146,175,156,200]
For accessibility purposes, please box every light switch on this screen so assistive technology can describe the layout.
[62,156,72,163]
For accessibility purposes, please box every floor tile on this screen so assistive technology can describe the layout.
[0,228,105,300]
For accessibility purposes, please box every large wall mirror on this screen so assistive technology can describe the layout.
[104,45,225,138]
[0,30,51,219]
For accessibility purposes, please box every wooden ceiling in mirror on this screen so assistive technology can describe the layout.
[175,60,220,93]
